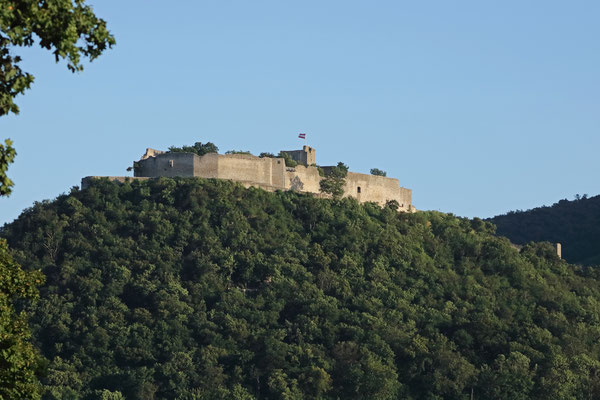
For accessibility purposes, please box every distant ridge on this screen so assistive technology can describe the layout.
[489,194,600,265]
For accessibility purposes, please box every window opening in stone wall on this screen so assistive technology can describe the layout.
[169,160,174,167]
[357,186,361,193]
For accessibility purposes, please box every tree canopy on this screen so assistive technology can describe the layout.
[168,142,219,156]
[370,168,387,177]
[0,0,115,116]
[0,138,15,195]
[0,0,115,194]
[3,178,600,399]
[0,138,44,398]
[319,162,348,199]
[0,4,114,396]
[225,150,253,155]
[278,151,298,167]
[0,238,44,399]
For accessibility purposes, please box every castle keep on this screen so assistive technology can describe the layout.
[83,146,413,211]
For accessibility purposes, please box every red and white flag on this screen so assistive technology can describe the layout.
[298,133,306,139]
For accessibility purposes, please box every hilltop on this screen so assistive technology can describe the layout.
[490,194,600,266]
[3,178,600,399]
[87,142,413,212]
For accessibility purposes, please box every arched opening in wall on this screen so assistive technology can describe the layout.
[357,186,361,193]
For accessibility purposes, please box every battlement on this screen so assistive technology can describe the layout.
[86,146,414,211]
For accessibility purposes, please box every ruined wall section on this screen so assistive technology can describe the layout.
[214,154,287,189]
[284,165,322,193]
[140,148,166,160]
[270,158,287,188]
[193,153,219,178]
[135,152,195,177]
[344,173,412,209]
[281,166,411,210]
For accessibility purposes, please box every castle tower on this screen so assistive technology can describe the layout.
[303,146,316,166]
[280,146,316,166]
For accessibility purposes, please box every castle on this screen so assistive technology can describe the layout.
[83,146,413,211]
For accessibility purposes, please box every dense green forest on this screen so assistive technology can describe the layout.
[3,178,600,399]
[0,238,44,399]
[490,194,600,266]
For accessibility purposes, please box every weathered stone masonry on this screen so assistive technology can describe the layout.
[83,146,413,211]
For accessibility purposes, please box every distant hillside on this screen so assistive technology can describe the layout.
[4,178,600,399]
[490,195,600,266]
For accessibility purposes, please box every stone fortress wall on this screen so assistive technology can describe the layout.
[84,146,413,211]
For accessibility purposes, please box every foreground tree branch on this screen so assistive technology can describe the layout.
[0,0,115,194]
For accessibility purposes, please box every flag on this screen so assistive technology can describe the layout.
[298,133,306,139]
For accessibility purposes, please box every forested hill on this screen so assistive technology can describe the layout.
[490,194,600,266]
[4,178,600,399]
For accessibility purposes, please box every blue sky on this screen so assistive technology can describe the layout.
[1,1,599,224]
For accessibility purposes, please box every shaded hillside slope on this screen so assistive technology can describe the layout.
[490,195,600,266]
[3,178,600,399]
